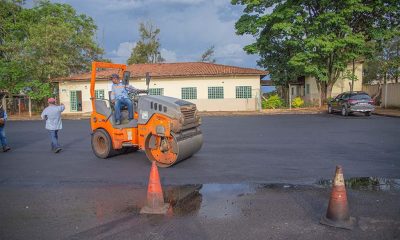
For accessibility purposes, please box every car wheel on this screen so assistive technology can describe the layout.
[365,111,371,116]
[341,106,348,116]
[328,105,333,114]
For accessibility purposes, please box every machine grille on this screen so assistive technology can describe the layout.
[181,105,196,121]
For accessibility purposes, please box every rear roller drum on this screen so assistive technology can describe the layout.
[144,133,203,167]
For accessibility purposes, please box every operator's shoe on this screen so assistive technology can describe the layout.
[115,120,121,125]
[54,148,62,153]
[3,146,11,152]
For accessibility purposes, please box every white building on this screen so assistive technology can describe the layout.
[55,62,268,113]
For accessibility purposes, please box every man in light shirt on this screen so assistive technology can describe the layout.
[41,98,65,153]
[110,73,137,125]
[0,103,11,152]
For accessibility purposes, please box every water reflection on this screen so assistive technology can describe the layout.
[164,184,203,216]
[94,179,399,221]
[163,184,256,218]
[316,177,400,191]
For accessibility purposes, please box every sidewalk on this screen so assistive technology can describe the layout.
[373,107,400,118]
[7,107,400,120]
[8,113,91,121]
[199,107,326,116]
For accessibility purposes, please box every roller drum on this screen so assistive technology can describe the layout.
[175,133,203,163]
[145,131,203,167]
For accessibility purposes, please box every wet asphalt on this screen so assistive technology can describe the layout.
[0,114,400,239]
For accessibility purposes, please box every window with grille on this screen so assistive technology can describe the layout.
[95,89,105,99]
[208,87,224,99]
[235,86,252,99]
[149,88,164,96]
[305,84,310,95]
[70,91,77,111]
[181,87,197,100]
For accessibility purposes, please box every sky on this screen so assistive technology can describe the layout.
[27,0,262,69]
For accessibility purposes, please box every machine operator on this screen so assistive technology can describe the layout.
[110,73,137,125]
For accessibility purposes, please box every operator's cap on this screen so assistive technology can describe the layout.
[48,97,56,103]
[110,73,119,79]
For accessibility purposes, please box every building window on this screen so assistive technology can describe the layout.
[208,86,224,99]
[70,90,82,112]
[305,84,310,95]
[181,87,197,100]
[236,86,252,99]
[291,87,294,96]
[70,91,77,111]
[95,89,105,99]
[149,88,164,96]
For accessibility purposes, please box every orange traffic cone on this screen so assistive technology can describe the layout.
[140,161,170,214]
[320,165,355,229]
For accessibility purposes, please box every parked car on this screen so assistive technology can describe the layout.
[328,91,375,116]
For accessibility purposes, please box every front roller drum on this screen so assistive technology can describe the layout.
[144,133,203,167]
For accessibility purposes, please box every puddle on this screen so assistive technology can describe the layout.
[159,184,256,219]
[120,179,400,219]
[197,184,256,219]
[316,177,400,191]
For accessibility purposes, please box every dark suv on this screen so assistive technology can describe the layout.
[328,91,374,116]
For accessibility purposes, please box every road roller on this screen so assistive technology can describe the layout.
[90,62,203,167]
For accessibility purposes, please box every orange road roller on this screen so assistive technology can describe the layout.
[90,62,203,167]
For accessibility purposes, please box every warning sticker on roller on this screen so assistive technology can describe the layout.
[141,111,148,120]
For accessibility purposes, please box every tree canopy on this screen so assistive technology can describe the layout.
[232,0,400,100]
[364,36,400,84]
[200,45,216,63]
[0,0,103,100]
[127,22,164,64]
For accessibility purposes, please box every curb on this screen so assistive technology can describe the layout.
[372,112,400,118]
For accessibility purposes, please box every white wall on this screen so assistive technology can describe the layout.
[58,75,261,113]
[363,83,400,107]
[303,62,363,104]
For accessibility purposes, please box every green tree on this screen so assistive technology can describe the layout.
[232,0,400,103]
[0,0,104,100]
[0,0,30,95]
[364,37,400,84]
[128,22,164,64]
[200,45,216,63]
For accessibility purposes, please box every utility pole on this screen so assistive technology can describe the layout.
[289,84,292,110]
[28,97,32,117]
[351,59,355,92]
[384,72,388,108]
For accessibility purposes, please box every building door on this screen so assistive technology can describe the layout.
[70,90,82,112]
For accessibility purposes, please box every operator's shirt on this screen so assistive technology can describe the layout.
[41,105,65,130]
[111,83,137,101]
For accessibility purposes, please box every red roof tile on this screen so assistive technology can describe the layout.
[55,62,268,81]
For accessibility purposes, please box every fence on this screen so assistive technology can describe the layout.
[362,83,400,108]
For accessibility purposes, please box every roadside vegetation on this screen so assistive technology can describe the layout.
[232,0,400,104]
[262,94,306,109]
[0,0,105,103]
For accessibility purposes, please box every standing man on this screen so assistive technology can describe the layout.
[110,73,136,125]
[41,98,65,153]
[0,103,11,152]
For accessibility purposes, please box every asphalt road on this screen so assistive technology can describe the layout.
[1,114,400,185]
[1,114,399,240]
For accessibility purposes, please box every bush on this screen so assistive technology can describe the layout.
[291,96,304,108]
[263,94,284,109]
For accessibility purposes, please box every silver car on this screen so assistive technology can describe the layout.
[328,91,375,116]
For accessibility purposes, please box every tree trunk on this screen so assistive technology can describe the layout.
[318,81,328,106]
[326,83,333,100]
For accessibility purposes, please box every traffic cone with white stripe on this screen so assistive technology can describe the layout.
[320,165,355,229]
[140,161,170,214]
